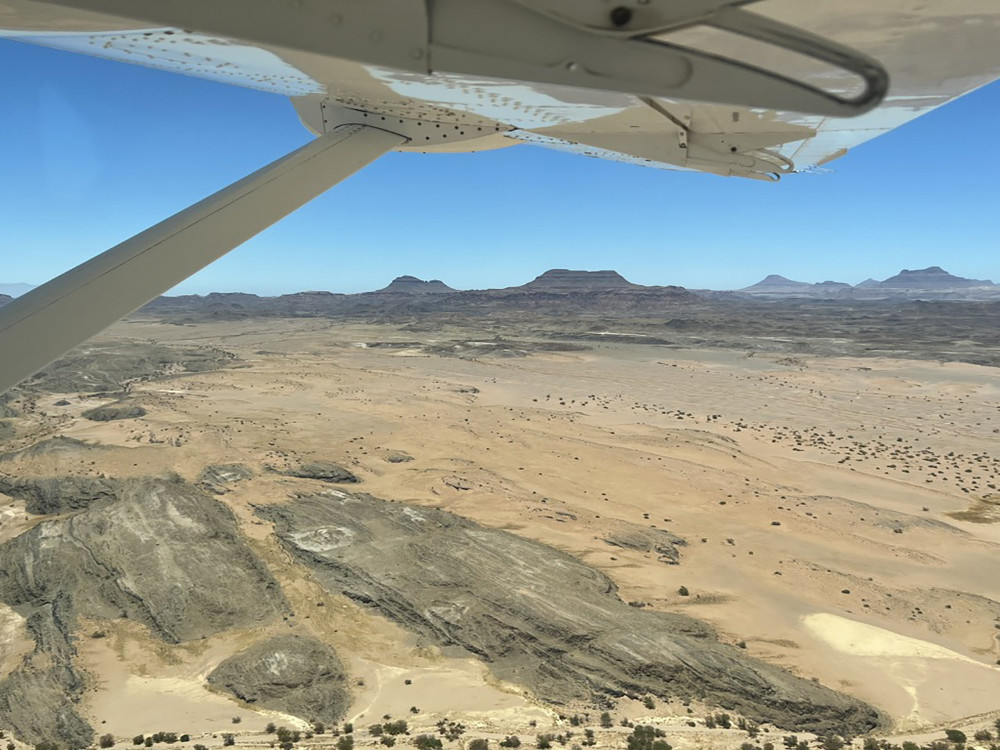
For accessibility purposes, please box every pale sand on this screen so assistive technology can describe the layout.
[5,318,1000,740]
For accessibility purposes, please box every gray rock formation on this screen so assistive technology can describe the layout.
[0,599,93,748]
[0,293,11,307]
[258,493,881,734]
[207,634,349,723]
[0,476,288,643]
[376,276,457,294]
[601,525,686,564]
[81,401,148,421]
[198,463,254,494]
[0,436,105,463]
[21,342,236,393]
[282,461,359,484]
[0,476,290,745]
[0,476,121,515]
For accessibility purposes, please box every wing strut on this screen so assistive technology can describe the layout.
[0,124,406,394]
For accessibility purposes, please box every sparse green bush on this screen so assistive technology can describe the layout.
[500,737,522,748]
[221,736,235,748]
[414,735,442,750]
[945,731,967,745]
[469,740,489,750]
[901,742,919,750]
[314,724,326,735]
[179,736,189,743]
[821,736,844,750]
[600,713,613,729]
[626,725,671,750]
[337,736,355,750]
[782,737,797,749]
[265,725,276,735]
[381,737,396,747]
[134,736,145,746]
[643,696,655,710]
[371,726,385,737]
[536,735,555,750]
[581,731,595,748]
[344,724,354,735]
[974,731,993,742]
[384,721,409,737]
[678,586,689,597]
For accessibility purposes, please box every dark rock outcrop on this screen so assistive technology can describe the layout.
[81,401,147,421]
[601,525,686,564]
[0,436,105,463]
[0,476,121,515]
[0,599,93,748]
[283,461,359,484]
[0,476,290,745]
[198,463,254,494]
[20,342,236,394]
[207,634,349,723]
[258,492,882,734]
[0,476,289,643]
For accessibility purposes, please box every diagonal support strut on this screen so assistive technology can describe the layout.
[0,124,406,394]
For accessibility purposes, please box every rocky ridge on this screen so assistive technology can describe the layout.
[0,476,290,745]
[258,491,882,734]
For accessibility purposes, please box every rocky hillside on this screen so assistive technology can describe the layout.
[0,476,290,745]
[258,492,882,735]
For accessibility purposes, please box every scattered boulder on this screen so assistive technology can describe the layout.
[81,401,147,421]
[207,634,349,723]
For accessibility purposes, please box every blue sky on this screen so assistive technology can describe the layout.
[1,39,999,295]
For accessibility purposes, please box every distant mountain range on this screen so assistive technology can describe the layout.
[735,266,997,299]
[5,268,998,319]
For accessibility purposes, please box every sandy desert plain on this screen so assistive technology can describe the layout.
[0,306,999,750]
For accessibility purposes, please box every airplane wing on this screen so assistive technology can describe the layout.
[1,0,999,392]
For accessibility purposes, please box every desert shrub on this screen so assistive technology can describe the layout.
[337,736,355,750]
[222,736,235,748]
[536,736,555,750]
[945,731,967,745]
[469,740,489,750]
[414,736,442,750]
[600,713,613,728]
[678,586,689,596]
[500,738,522,748]
[381,738,397,747]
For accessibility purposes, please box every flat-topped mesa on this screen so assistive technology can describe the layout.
[521,269,640,291]
[879,266,994,288]
[376,275,457,294]
[741,274,813,292]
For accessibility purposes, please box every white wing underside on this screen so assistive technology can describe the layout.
[2,0,1000,178]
